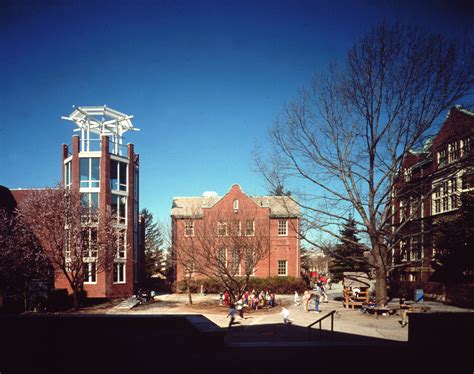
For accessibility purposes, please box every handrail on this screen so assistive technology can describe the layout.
[307,310,336,340]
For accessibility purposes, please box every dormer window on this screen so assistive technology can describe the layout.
[233,199,239,211]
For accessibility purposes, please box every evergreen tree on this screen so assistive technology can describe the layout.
[329,217,368,282]
[141,209,164,278]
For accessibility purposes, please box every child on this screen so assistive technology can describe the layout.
[294,291,300,306]
[281,307,291,324]
[227,303,236,328]
[237,298,244,319]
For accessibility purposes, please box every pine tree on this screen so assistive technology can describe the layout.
[141,209,164,278]
[329,217,368,282]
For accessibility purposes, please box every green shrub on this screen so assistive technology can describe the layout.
[175,276,308,294]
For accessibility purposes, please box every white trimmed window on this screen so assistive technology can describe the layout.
[404,167,412,182]
[244,249,256,276]
[218,222,227,236]
[80,157,100,188]
[277,260,288,276]
[448,141,459,163]
[432,176,461,214]
[64,161,72,188]
[110,159,128,192]
[245,220,255,236]
[65,229,71,271]
[410,237,421,261]
[460,137,471,158]
[231,220,241,236]
[437,149,447,167]
[217,248,227,270]
[117,229,126,258]
[113,262,126,284]
[231,248,241,276]
[184,220,194,237]
[111,194,127,224]
[233,199,239,211]
[278,219,288,236]
[84,262,97,283]
[400,239,408,262]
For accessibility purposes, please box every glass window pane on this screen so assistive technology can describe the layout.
[91,158,100,186]
[119,162,127,191]
[81,193,89,208]
[90,193,98,209]
[80,158,89,187]
[110,160,118,190]
[111,194,118,217]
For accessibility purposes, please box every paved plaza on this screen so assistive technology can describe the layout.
[107,286,473,344]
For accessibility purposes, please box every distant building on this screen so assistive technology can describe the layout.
[391,106,473,298]
[171,184,301,283]
[12,106,141,299]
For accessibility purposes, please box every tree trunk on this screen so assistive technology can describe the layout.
[73,291,79,310]
[375,266,388,306]
[185,279,193,305]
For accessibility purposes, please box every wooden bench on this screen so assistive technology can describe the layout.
[342,287,369,309]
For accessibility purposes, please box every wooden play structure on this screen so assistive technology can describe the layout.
[342,272,370,309]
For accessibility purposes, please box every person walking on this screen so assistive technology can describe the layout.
[294,291,300,306]
[313,289,321,313]
[237,298,244,319]
[303,290,310,312]
[227,303,236,328]
[281,307,291,324]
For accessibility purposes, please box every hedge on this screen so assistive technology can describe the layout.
[175,276,308,294]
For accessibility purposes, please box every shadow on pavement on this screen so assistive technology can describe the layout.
[0,313,471,374]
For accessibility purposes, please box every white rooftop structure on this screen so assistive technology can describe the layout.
[62,105,140,155]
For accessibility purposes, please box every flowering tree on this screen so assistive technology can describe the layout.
[18,186,119,309]
[0,206,52,310]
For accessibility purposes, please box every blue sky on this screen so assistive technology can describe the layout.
[1,0,473,224]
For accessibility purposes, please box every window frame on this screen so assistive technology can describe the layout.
[184,220,194,237]
[278,219,288,236]
[277,260,288,276]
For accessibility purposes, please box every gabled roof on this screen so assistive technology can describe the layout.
[171,193,299,218]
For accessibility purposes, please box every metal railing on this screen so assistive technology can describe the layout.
[307,310,336,340]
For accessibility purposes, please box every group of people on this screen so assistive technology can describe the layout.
[221,289,277,309]
[224,289,277,328]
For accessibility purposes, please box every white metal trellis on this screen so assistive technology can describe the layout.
[62,105,140,155]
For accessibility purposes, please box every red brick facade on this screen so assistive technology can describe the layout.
[171,184,300,282]
[56,135,139,298]
[391,106,473,296]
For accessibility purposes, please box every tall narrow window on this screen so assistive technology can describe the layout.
[278,220,288,236]
[84,262,97,283]
[184,220,194,237]
[113,263,126,283]
[111,194,127,224]
[245,220,255,236]
[231,248,240,275]
[277,260,288,276]
[80,158,100,188]
[117,230,126,258]
[64,161,72,188]
[217,248,227,270]
[231,220,241,236]
[233,199,239,211]
[110,160,128,191]
[218,222,227,236]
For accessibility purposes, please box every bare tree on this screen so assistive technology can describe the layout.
[174,206,271,303]
[18,186,120,309]
[257,23,474,305]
